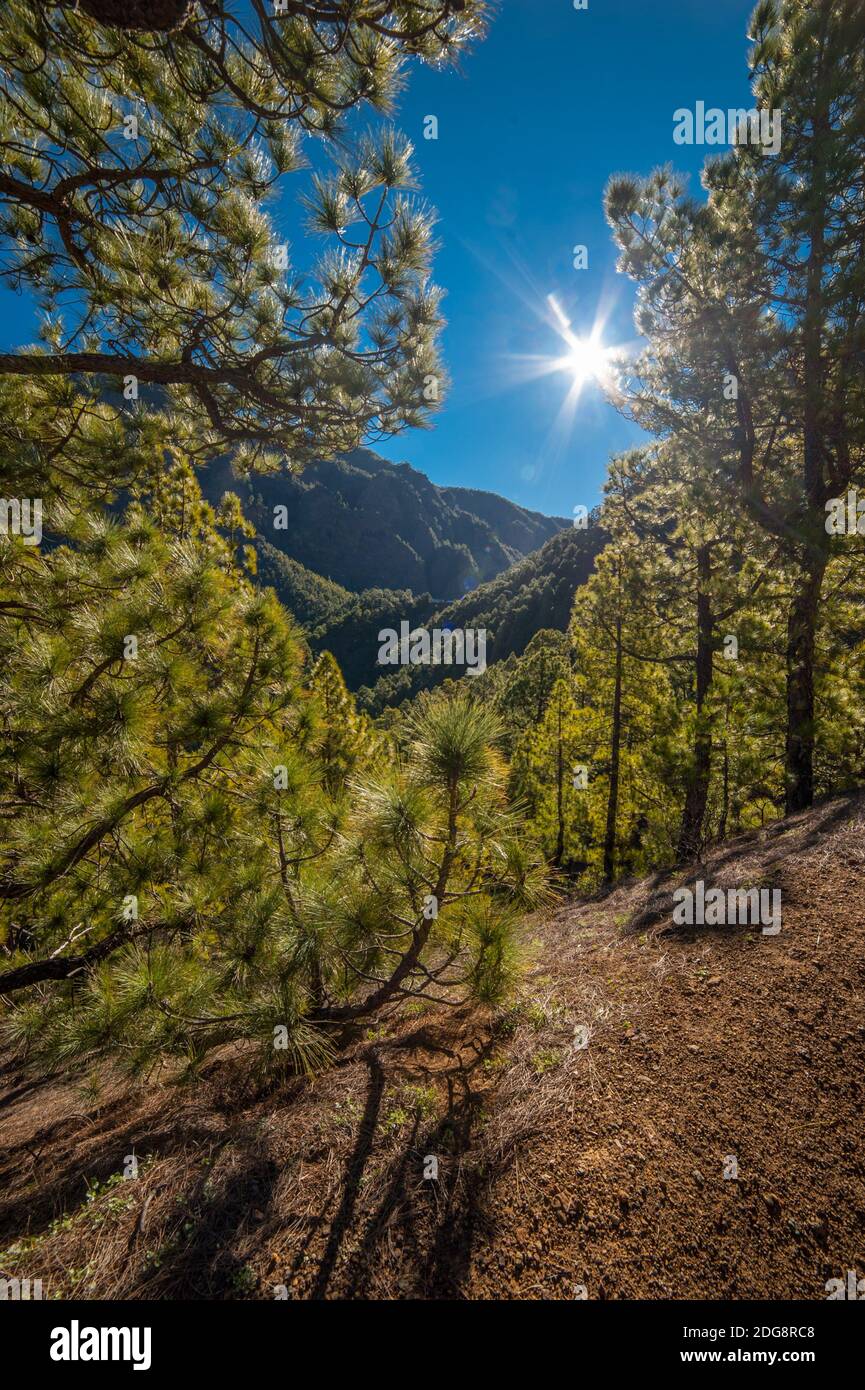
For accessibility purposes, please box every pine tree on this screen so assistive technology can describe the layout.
[1,603,549,1074]
[0,503,307,996]
[308,649,373,796]
[603,444,776,859]
[0,1,487,494]
[0,0,549,1084]
[604,0,865,813]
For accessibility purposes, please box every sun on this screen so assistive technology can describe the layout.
[559,334,612,386]
[542,298,615,391]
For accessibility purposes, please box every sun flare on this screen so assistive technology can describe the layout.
[559,335,612,386]
[543,295,616,394]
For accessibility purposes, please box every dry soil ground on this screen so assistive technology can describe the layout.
[1,791,863,1299]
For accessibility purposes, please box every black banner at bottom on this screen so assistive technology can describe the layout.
[5,1296,859,1376]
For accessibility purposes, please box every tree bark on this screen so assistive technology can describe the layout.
[785,52,830,815]
[677,545,713,861]
[70,0,194,31]
[311,778,460,1023]
[718,711,730,843]
[0,926,130,996]
[603,617,623,883]
[553,694,564,868]
[784,548,828,813]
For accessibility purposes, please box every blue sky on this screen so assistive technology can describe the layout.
[0,0,759,519]
[370,0,759,518]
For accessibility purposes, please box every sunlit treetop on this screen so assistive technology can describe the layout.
[0,1,487,481]
[38,1,490,129]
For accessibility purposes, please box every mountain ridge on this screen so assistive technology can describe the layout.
[199,447,567,600]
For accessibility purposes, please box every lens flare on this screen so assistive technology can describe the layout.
[558,335,613,386]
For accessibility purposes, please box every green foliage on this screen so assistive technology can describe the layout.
[503,430,864,884]
[0,1,488,493]
[0,500,549,1077]
[471,629,572,754]
[254,543,352,633]
[2,0,865,1100]
[310,588,438,691]
[0,0,555,1086]
[603,0,865,812]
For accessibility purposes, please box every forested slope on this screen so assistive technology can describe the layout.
[358,521,606,709]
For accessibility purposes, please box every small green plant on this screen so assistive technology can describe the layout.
[83,1171,137,1224]
[526,1000,549,1030]
[333,1097,362,1131]
[492,1003,522,1039]
[382,1105,411,1135]
[482,1053,509,1075]
[0,1164,149,1271]
[67,1262,95,1292]
[380,1082,438,1135]
[403,1000,432,1018]
[230,1264,258,1295]
[402,1084,437,1119]
[530,1047,562,1077]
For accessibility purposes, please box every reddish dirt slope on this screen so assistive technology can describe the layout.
[1,792,864,1299]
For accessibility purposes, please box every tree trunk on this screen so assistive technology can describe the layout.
[677,545,713,861]
[553,694,564,868]
[602,617,623,883]
[311,778,460,1023]
[785,67,830,815]
[72,0,194,29]
[718,734,729,843]
[784,548,828,813]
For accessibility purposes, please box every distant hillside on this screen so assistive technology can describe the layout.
[358,520,607,710]
[431,519,606,661]
[254,540,351,632]
[255,522,605,700]
[255,539,438,689]
[200,448,567,600]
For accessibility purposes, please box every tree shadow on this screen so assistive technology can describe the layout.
[136,1137,283,1299]
[307,1048,386,1299]
[0,1016,507,1301]
[623,790,864,937]
[312,1028,499,1299]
